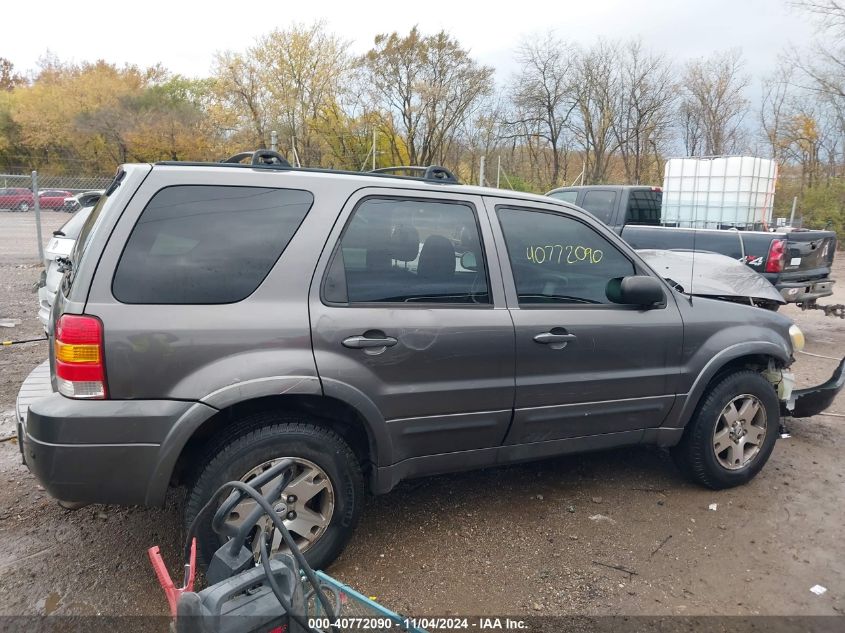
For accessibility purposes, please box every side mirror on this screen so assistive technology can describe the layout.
[607,276,665,307]
[460,251,478,271]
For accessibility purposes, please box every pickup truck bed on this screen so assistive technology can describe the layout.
[547,185,837,304]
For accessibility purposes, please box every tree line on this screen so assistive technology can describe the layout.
[0,1,843,231]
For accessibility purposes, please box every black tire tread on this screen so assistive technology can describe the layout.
[672,369,779,490]
[184,413,364,570]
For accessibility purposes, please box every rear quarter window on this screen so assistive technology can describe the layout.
[112,185,313,304]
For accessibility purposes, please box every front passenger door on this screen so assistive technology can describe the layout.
[490,203,683,444]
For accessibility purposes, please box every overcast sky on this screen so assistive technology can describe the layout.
[4,0,821,84]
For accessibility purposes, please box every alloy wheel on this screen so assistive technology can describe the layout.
[712,394,767,470]
[223,457,335,555]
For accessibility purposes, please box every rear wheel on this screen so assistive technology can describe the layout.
[672,370,779,489]
[184,415,364,571]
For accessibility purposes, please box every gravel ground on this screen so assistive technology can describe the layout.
[0,211,843,619]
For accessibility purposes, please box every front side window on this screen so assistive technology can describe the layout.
[113,185,312,304]
[497,207,635,305]
[324,197,489,304]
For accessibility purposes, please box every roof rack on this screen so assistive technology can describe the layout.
[221,149,292,168]
[369,165,460,184]
[155,152,460,185]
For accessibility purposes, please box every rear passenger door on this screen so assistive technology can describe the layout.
[309,189,515,465]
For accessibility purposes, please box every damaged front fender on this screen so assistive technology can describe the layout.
[782,357,845,418]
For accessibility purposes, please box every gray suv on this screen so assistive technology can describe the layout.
[18,153,843,570]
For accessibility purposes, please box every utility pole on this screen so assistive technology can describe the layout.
[270,130,278,152]
[372,129,377,171]
[496,156,501,188]
[789,196,798,227]
[479,156,485,187]
[291,136,301,167]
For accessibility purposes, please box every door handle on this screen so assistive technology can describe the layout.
[533,330,576,350]
[342,334,398,349]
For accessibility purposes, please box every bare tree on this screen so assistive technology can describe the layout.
[612,40,676,183]
[760,64,796,163]
[791,1,845,176]
[678,49,749,155]
[504,33,576,189]
[569,41,622,183]
[363,27,494,166]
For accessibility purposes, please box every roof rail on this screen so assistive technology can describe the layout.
[370,165,460,184]
[155,154,461,185]
[222,149,292,168]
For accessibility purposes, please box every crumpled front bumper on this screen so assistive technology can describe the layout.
[782,357,845,418]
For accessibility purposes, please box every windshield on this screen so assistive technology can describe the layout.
[57,206,95,240]
[66,171,124,289]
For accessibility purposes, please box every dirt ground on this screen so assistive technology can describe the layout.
[0,211,842,620]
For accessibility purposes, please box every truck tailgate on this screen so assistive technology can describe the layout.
[783,231,837,280]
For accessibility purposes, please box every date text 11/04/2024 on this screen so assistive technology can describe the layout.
[306,617,528,630]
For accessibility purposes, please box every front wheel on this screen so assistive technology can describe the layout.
[16,201,30,212]
[672,370,779,489]
[185,416,364,571]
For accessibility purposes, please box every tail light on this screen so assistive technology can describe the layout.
[765,239,787,273]
[55,314,107,399]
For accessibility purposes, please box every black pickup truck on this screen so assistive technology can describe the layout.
[547,185,837,304]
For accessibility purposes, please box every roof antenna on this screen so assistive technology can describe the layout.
[688,158,699,305]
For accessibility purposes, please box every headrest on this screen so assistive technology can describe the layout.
[417,235,455,280]
[389,225,420,263]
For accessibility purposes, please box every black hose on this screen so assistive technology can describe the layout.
[218,481,339,629]
[258,527,323,633]
[182,478,340,633]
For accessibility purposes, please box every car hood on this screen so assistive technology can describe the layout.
[637,249,785,304]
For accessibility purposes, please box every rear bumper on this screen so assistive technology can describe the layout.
[777,279,835,303]
[20,387,194,505]
[782,357,845,418]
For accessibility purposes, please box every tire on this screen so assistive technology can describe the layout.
[671,370,779,489]
[185,415,364,571]
[16,201,30,212]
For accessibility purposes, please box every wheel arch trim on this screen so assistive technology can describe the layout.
[145,377,392,505]
[677,341,790,430]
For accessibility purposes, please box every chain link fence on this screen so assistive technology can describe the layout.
[0,171,114,262]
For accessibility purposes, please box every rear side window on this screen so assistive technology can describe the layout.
[581,190,617,224]
[113,185,312,304]
[323,197,489,304]
[625,190,662,225]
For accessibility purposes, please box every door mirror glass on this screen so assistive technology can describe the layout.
[607,276,665,307]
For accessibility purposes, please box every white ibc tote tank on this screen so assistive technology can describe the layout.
[661,156,778,229]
